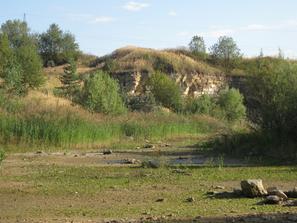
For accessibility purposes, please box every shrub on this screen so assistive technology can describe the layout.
[127,91,157,112]
[184,94,215,115]
[217,88,246,122]
[147,72,182,111]
[81,71,126,114]
[249,59,297,142]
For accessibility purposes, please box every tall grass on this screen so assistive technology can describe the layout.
[0,93,225,150]
[0,110,223,149]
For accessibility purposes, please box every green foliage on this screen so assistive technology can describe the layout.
[184,94,215,115]
[217,88,246,122]
[147,72,182,111]
[0,20,30,48]
[0,149,5,165]
[81,71,126,114]
[58,59,80,99]
[127,90,157,112]
[249,59,297,142]
[15,37,44,89]
[0,20,44,95]
[189,36,207,60]
[210,36,242,73]
[38,23,80,66]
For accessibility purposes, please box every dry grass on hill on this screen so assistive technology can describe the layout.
[107,46,221,75]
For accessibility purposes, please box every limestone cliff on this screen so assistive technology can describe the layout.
[96,46,240,97]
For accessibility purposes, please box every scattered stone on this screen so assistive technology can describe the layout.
[284,200,297,206]
[135,146,141,150]
[142,160,160,168]
[214,185,225,190]
[35,150,43,154]
[285,187,297,198]
[240,179,268,197]
[165,143,170,147]
[73,154,79,157]
[143,144,155,149]
[268,189,288,201]
[155,198,164,202]
[264,195,282,204]
[206,191,219,195]
[103,150,112,155]
[186,197,195,202]
[122,159,141,164]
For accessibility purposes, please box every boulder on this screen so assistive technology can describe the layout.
[240,179,268,197]
[265,195,282,204]
[268,189,288,201]
[103,149,112,155]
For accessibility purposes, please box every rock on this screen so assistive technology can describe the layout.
[240,179,268,197]
[103,150,112,155]
[285,187,297,198]
[268,189,288,201]
[214,185,225,190]
[156,198,164,202]
[122,159,141,164]
[186,197,195,202]
[143,144,155,149]
[142,160,160,168]
[284,200,297,206]
[264,195,282,204]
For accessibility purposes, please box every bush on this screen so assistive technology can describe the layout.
[183,94,215,115]
[147,72,182,111]
[249,59,297,142]
[127,91,157,112]
[217,88,246,122]
[81,71,126,114]
[0,149,5,165]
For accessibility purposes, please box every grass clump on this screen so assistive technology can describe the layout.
[0,149,5,164]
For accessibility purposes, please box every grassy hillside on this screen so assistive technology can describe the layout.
[96,46,221,75]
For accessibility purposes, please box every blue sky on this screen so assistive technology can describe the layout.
[1,0,297,57]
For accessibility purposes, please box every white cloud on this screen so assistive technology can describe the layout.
[91,16,115,24]
[168,10,177,17]
[241,24,269,31]
[123,1,149,11]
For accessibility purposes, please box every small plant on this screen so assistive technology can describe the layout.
[0,149,5,165]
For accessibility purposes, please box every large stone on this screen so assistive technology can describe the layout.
[265,195,282,204]
[240,179,268,197]
[267,188,288,201]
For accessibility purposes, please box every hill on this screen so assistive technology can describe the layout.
[95,46,228,96]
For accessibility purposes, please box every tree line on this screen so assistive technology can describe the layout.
[0,19,80,95]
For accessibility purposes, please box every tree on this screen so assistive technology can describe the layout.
[0,20,30,48]
[189,36,206,59]
[248,59,297,142]
[38,24,80,66]
[59,59,79,98]
[0,20,44,95]
[210,36,242,73]
[81,71,126,114]
[147,72,182,111]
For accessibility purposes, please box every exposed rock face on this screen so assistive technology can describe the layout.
[112,70,230,97]
[241,179,268,197]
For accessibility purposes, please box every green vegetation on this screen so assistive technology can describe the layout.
[183,88,246,123]
[0,149,5,164]
[81,71,126,114]
[0,20,44,95]
[189,35,207,60]
[209,36,242,73]
[38,23,80,66]
[147,72,182,111]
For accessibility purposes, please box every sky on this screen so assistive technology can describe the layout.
[1,0,297,58]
